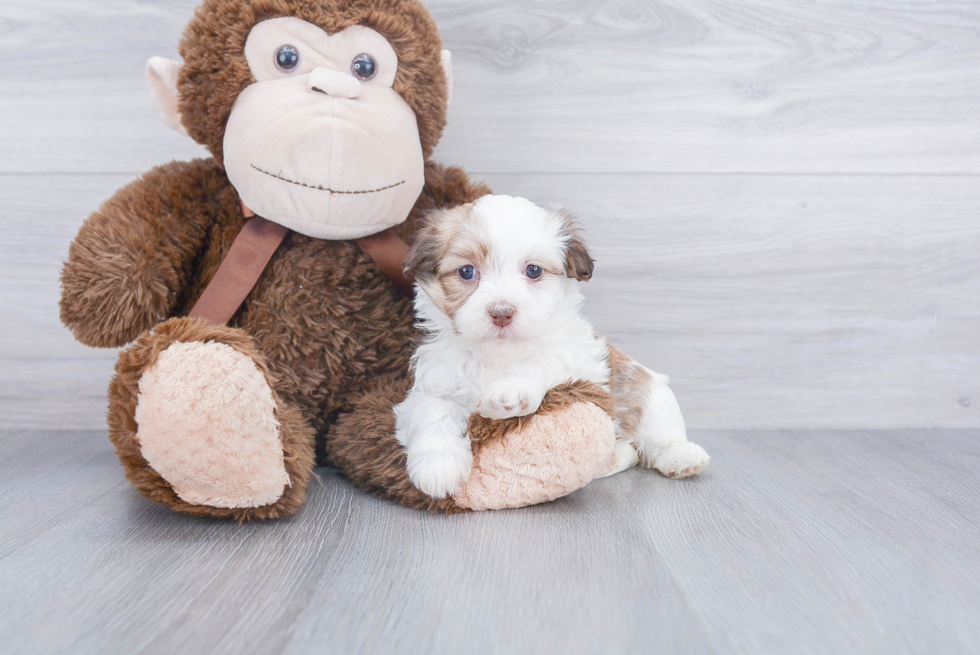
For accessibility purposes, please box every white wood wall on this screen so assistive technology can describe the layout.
[1,0,977,430]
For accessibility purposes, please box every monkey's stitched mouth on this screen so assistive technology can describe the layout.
[250,164,405,195]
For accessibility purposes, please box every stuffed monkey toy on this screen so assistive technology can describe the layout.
[61,0,705,520]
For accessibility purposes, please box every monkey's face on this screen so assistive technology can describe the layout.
[223,18,426,239]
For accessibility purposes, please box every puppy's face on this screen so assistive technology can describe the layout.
[404,195,594,344]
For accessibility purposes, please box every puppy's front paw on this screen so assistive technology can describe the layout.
[407,439,473,498]
[476,379,544,420]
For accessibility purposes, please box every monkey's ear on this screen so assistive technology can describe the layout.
[146,57,188,136]
[441,50,454,106]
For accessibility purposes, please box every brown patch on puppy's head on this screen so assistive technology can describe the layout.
[178,0,449,167]
[558,212,595,281]
[402,219,441,285]
[404,202,492,319]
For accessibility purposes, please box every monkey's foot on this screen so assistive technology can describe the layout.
[135,340,288,508]
[456,385,617,511]
[108,317,315,520]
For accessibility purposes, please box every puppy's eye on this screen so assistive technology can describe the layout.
[458,265,476,281]
[351,53,377,80]
[525,264,543,279]
[275,45,300,72]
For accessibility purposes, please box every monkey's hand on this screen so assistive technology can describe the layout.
[60,159,226,348]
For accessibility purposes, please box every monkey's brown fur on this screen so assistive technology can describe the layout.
[61,0,489,520]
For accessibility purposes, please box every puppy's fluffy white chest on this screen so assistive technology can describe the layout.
[412,286,610,413]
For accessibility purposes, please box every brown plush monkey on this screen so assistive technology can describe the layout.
[59,0,631,520]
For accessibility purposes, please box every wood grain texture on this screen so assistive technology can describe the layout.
[3,173,977,429]
[0,1,978,174]
[1,429,978,654]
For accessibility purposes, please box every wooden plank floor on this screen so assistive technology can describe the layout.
[1,429,978,654]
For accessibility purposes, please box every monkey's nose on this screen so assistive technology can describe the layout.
[488,303,516,328]
[309,67,360,99]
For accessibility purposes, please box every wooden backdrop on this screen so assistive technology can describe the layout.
[1,0,977,430]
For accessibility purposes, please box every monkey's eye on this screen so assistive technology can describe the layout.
[275,45,300,72]
[525,264,543,279]
[458,265,476,281]
[351,53,377,81]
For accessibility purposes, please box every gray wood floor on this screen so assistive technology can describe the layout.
[2,1,979,654]
[2,428,978,655]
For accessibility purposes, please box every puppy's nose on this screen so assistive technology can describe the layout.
[489,303,516,328]
[309,67,360,99]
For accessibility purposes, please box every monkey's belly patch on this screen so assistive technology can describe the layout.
[250,164,405,195]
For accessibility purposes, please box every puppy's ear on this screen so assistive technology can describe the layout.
[405,204,475,282]
[559,212,595,281]
[404,207,456,282]
[403,222,439,283]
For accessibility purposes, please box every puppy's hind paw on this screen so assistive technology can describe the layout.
[650,442,710,479]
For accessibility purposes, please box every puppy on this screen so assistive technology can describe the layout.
[395,195,709,498]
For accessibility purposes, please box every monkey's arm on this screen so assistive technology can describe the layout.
[60,158,227,348]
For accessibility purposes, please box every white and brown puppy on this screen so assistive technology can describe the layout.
[395,195,709,498]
